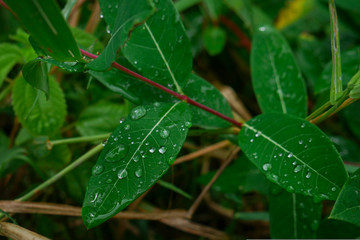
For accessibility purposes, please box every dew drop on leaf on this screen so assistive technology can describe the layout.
[185,121,192,128]
[287,152,293,158]
[306,172,312,179]
[168,156,176,165]
[262,163,272,171]
[130,106,146,120]
[149,147,155,153]
[294,165,303,173]
[92,165,104,175]
[331,187,337,192]
[159,128,170,139]
[133,155,140,163]
[158,146,167,154]
[105,144,128,162]
[300,123,306,128]
[124,124,131,130]
[287,186,295,193]
[135,169,143,178]
[117,169,128,179]
[106,178,113,183]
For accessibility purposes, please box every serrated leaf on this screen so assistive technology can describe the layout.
[76,101,131,137]
[122,0,192,93]
[202,26,227,56]
[330,169,360,226]
[251,26,307,118]
[269,188,322,238]
[83,102,192,228]
[0,43,23,87]
[183,74,232,128]
[238,113,348,200]
[12,77,67,136]
[22,59,49,98]
[87,0,155,71]
[4,0,81,61]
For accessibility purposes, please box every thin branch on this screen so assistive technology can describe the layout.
[173,140,231,165]
[80,49,243,128]
[0,222,50,240]
[219,16,251,52]
[187,147,240,218]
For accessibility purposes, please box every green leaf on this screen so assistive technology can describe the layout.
[330,169,360,226]
[83,102,192,228]
[269,188,322,238]
[183,74,232,128]
[251,26,307,118]
[329,0,343,104]
[76,101,131,137]
[342,101,360,139]
[86,0,155,71]
[330,135,360,164]
[12,76,67,136]
[40,57,85,73]
[202,26,227,56]
[22,59,49,99]
[4,0,81,61]
[315,47,360,94]
[197,155,269,195]
[234,211,269,221]
[0,43,23,87]
[238,113,348,200]
[158,180,192,199]
[317,219,360,239]
[203,0,223,21]
[122,0,192,93]
[71,27,104,54]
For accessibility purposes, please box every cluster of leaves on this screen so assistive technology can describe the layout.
[1,0,360,239]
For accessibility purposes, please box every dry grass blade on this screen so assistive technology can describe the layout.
[0,222,50,240]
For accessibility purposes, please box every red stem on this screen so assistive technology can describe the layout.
[80,49,243,128]
[219,16,251,52]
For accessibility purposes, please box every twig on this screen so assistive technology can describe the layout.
[0,222,50,240]
[173,140,231,165]
[219,16,251,52]
[85,0,100,33]
[0,201,188,220]
[220,85,252,121]
[187,147,240,218]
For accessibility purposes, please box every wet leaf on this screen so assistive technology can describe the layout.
[251,26,307,118]
[4,0,81,61]
[0,43,23,87]
[238,113,348,200]
[22,59,49,98]
[330,169,360,226]
[83,102,192,228]
[122,0,192,93]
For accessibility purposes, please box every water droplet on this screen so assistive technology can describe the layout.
[105,144,128,162]
[292,161,297,166]
[308,138,313,142]
[255,131,262,137]
[278,153,283,157]
[160,128,170,139]
[294,165,303,173]
[185,121,192,128]
[288,153,293,158]
[149,147,155,153]
[158,146,167,154]
[106,25,111,34]
[134,60,138,64]
[298,140,303,144]
[250,139,254,143]
[102,139,108,146]
[262,163,272,171]
[124,124,131,130]
[119,118,125,124]
[306,172,312,178]
[133,155,140,162]
[145,142,149,146]
[178,35,183,43]
[161,15,166,21]
[331,187,337,192]
[130,106,146,120]
[300,123,306,128]
[135,169,143,178]
[100,12,104,18]
[92,165,104,175]
[106,178,113,183]
[287,186,295,193]
[117,169,128,179]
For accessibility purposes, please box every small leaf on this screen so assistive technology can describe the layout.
[22,59,49,99]
[203,0,223,21]
[251,26,307,118]
[269,188,322,238]
[76,101,131,137]
[0,43,23,87]
[122,0,192,93]
[238,113,348,200]
[330,169,360,226]
[40,57,85,73]
[12,77,67,136]
[183,74,232,128]
[4,0,81,61]
[202,26,227,56]
[86,0,155,71]
[83,102,192,228]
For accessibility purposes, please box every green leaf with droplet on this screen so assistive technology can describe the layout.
[251,26,307,118]
[0,43,23,88]
[238,113,348,200]
[269,187,322,238]
[86,0,155,71]
[76,101,131,137]
[12,76,67,136]
[4,0,82,61]
[330,168,360,226]
[82,102,192,228]
[122,0,192,93]
[22,59,49,99]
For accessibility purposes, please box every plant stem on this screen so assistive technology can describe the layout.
[15,144,103,202]
[49,133,110,148]
[306,101,331,121]
[80,49,243,128]
[174,0,202,12]
[0,83,13,102]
